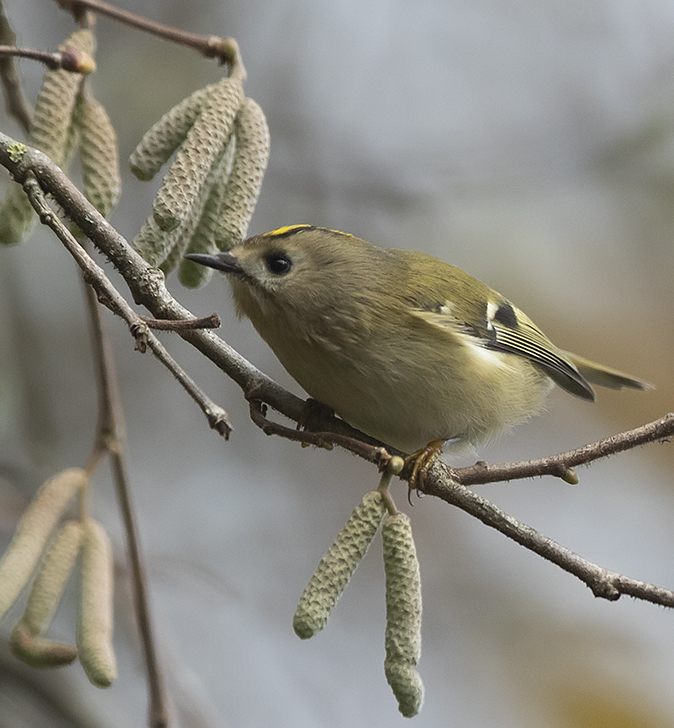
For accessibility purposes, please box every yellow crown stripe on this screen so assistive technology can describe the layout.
[263,224,355,239]
[263,224,312,237]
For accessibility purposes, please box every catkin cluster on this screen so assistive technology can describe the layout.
[0,28,121,245]
[130,73,269,287]
[293,477,424,718]
[0,468,117,687]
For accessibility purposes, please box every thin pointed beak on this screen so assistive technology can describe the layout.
[184,252,242,274]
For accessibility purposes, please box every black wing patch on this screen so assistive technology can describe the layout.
[487,320,595,401]
[492,301,518,328]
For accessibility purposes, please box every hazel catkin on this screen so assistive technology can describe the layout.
[382,512,424,718]
[129,83,216,181]
[0,469,87,620]
[293,491,386,639]
[75,90,121,217]
[10,520,83,668]
[0,29,94,245]
[151,76,243,232]
[77,519,117,688]
[213,96,270,252]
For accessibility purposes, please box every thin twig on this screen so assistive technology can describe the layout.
[442,413,674,486]
[2,135,673,607]
[83,282,170,728]
[0,45,96,73]
[146,334,231,438]
[248,398,389,466]
[0,2,32,132]
[18,169,232,439]
[54,0,246,76]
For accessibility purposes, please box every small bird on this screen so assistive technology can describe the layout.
[186,225,650,460]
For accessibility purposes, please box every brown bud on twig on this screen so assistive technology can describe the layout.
[59,47,96,75]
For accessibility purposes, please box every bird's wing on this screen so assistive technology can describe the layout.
[410,297,595,401]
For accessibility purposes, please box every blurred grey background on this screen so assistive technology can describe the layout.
[1,1,674,726]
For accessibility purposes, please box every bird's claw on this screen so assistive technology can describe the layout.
[404,438,445,502]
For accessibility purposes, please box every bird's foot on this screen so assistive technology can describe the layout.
[404,438,445,500]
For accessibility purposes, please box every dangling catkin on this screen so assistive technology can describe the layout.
[152,76,244,232]
[75,89,121,216]
[0,184,36,246]
[382,513,424,718]
[77,519,117,688]
[132,214,171,268]
[213,96,270,251]
[129,83,216,181]
[177,136,236,287]
[137,133,234,274]
[0,468,87,619]
[293,491,386,639]
[158,138,230,275]
[28,28,95,167]
[10,520,83,668]
[10,621,78,668]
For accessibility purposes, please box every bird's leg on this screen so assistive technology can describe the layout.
[404,439,446,497]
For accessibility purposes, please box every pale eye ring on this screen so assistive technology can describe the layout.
[264,252,293,275]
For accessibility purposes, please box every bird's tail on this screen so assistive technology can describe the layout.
[562,351,653,392]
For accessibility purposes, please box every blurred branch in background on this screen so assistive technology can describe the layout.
[83,278,169,728]
[0,1,31,133]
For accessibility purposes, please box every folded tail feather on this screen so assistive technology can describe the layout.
[562,351,653,392]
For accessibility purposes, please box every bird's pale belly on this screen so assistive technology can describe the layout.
[266,328,554,453]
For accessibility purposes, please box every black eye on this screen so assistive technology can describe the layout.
[264,252,293,275]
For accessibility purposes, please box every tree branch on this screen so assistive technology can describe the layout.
[54,0,245,75]
[1,133,673,608]
[0,134,370,448]
[441,413,674,486]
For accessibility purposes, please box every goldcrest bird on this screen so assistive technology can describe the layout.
[186,225,650,456]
